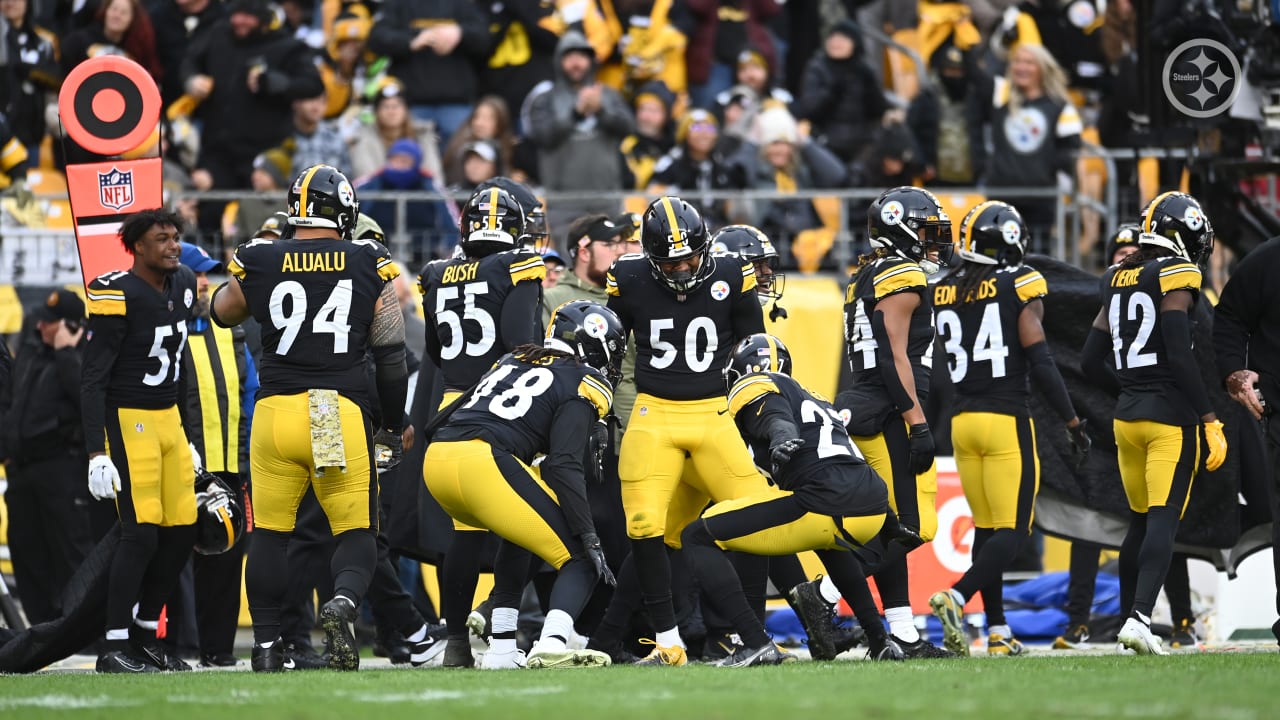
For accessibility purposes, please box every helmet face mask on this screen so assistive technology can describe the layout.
[193,470,245,556]
[642,196,713,294]
[545,300,627,389]
[956,201,1027,267]
[287,165,359,239]
[723,333,792,394]
[461,186,526,257]
[711,224,785,301]
[1138,191,1215,264]
[868,186,954,273]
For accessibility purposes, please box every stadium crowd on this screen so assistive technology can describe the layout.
[0,0,1279,675]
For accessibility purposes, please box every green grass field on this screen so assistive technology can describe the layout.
[3,651,1279,720]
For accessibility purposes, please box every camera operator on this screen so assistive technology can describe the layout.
[1,289,96,624]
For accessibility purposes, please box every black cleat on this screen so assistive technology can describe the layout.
[716,642,797,667]
[788,579,841,660]
[97,650,160,674]
[893,634,956,659]
[252,641,285,672]
[834,621,867,653]
[375,632,411,664]
[320,596,360,671]
[199,652,240,668]
[701,630,745,663]
[866,636,905,661]
[442,637,475,668]
[409,624,450,667]
[132,641,192,671]
[283,642,328,670]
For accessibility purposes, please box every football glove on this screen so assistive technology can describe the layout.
[588,421,609,483]
[88,455,121,500]
[908,423,935,475]
[1204,421,1227,472]
[1066,420,1091,470]
[373,427,403,471]
[579,532,615,587]
[769,438,805,476]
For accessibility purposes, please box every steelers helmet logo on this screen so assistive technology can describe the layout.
[710,280,731,301]
[711,241,729,254]
[583,312,609,339]
[336,180,356,209]
[881,200,904,226]
[1183,205,1204,231]
[1000,219,1022,245]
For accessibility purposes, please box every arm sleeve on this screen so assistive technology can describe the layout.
[541,399,599,537]
[1025,341,1075,421]
[870,306,916,413]
[737,393,800,447]
[81,315,128,454]
[1080,325,1119,395]
[1161,310,1213,418]
[501,280,543,349]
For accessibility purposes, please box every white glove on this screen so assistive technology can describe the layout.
[88,455,121,500]
[190,442,203,472]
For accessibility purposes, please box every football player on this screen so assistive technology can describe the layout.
[419,186,545,667]
[474,176,549,251]
[1080,192,1227,655]
[83,208,202,673]
[832,186,954,658]
[927,201,1090,657]
[604,196,767,665]
[210,164,409,672]
[426,300,627,669]
[710,224,787,321]
[683,333,913,665]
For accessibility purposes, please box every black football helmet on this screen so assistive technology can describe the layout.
[257,211,290,238]
[287,164,359,239]
[955,200,1027,268]
[193,470,246,556]
[545,300,627,389]
[723,333,792,394]
[474,177,547,250]
[1139,191,1214,264]
[642,196,712,294]
[711,224,785,301]
[461,186,526,257]
[867,186,953,273]
[1104,222,1142,265]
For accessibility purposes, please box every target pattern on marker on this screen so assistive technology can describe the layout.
[58,55,160,156]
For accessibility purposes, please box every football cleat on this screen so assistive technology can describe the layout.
[716,642,797,667]
[467,597,494,644]
[442,638,475,668]
[928,590,970,657]
[526,641,612,669]
[251,640,285,673]
[635,639,688,666]
[1117,617,1168,656]
[320,596,360,671]
[1169,619,1201,649]
[409,624,450,667]
[480,648,527,669]
[1054,624,1091,650]
[893,634,956,659]
[701,630,745,663]
[987,633,1025,656]
[97,650,160,674]
[132,640,192,671]
[199,652,239,668]
[788,579,841,660]
[866,636,905,661]
[283,642,327,670]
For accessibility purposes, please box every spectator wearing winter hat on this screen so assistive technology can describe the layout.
[621,81,676,190]
[357,138,457,263]
[449,140,503,195]
[221,147,293,243]
[441,96,516,187]
[649,108,752,230]
[907,42,988,187]
[318,8,383,120]
[348,80,444,181]
[540,248,566,289]
[685,0,781,110]
[793,20,890,164]
[181,0,323,233]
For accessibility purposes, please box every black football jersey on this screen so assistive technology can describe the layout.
[228,236,398,407]
[844,256,935,399]
[419,248,545,391]
[606,253,763,400]
[1100,256,1202,425]
[442,353,613,464]
[727,371,882,516]
[84,266,198,408]
[933,265,1048,416]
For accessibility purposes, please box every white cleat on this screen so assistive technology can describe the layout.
[1116,617,1169,656]
[479,648,527,669]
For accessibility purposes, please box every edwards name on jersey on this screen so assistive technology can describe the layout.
[606,253,762,400]
[933,265,1048,416]
[419,248,545,391]
[85,266,198,409]
[440,353,613,463]
[1101,256,1203,425]
[227,236,399,407]
[844,256,935,394]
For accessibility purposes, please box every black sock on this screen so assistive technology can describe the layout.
[631,536,676,632]
[767,555,809,599]
[330,528,376,605]
[1118,510,1148,620]
[246,528,291,644]
[1165,553,1193,625]
[1133,506,1181,618]
[680,521,770,648]
[106,523,159,633]
[137,525,196,621]
[953,528,1022,627]
[548,557,596,620]
[817,549,886,643]
[729,552,769,624]
[442,530,488,642]
[587,553,641,652]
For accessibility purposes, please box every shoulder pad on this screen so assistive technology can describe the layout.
[871,258,927,299]
[577,367,614,420]
[721,255,757,294]
[1157,260,1202,295]
[87,271,130,316]
[227,237,274,281]
[503,249,546,285]
[727,372,779,417]
[605,255,646,298]
[1012,267,1048,303]
[353,238,400,282]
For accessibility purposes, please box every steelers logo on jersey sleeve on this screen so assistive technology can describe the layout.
[711,280,730,301]
[584,312,609,338]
